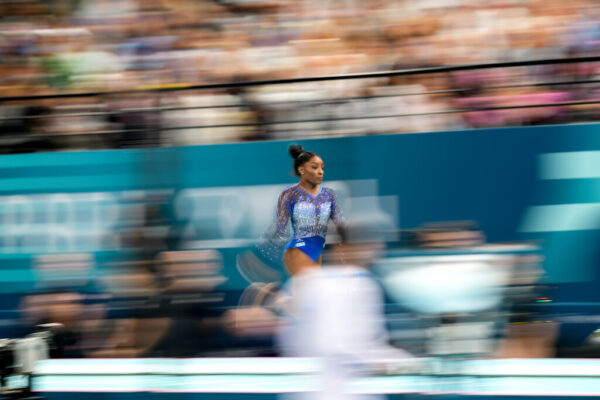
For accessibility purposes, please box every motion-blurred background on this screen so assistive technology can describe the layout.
[0,0,600,382]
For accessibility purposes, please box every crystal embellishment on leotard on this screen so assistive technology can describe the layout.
[256,184,344,264]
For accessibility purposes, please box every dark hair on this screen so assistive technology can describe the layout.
[288,144,318,176]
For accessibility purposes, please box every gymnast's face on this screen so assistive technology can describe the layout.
[299,156,324,186]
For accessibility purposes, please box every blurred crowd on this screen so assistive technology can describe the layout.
[1,0,600,152]
[11,212,557,361]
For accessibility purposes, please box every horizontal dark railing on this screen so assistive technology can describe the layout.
[2,55,600,103]
[0,56,599,146]
[2,77,600,123]
[8,99,600,140]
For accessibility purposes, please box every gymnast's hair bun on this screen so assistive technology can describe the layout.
[288,144,304,159]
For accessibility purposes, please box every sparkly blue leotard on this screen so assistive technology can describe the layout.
[260,184,344,263]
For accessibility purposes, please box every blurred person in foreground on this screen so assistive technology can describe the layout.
[277,221,415,400]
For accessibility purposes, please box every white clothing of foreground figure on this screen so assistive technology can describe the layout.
[278,265,414,400]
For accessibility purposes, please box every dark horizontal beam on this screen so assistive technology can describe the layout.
[3,99,597,142]
[2,78,598,122]
[1,56,599,103]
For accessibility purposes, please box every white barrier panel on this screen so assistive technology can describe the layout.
[30,358,600,396]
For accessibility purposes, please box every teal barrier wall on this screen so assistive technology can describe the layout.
[1,123,600,297]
